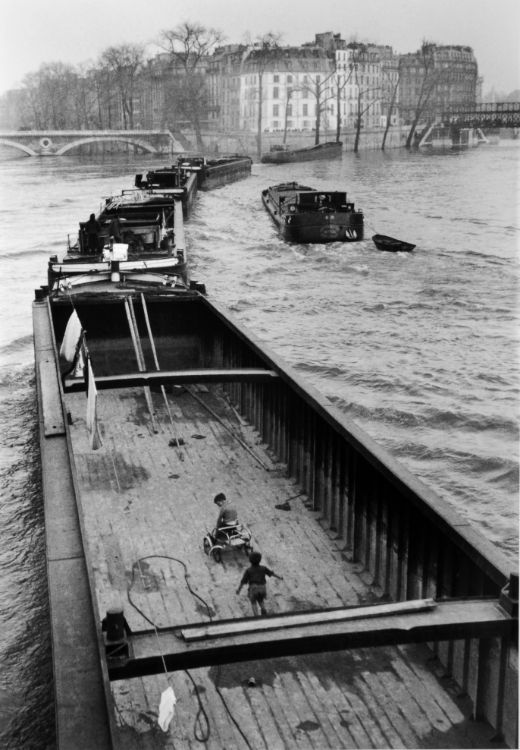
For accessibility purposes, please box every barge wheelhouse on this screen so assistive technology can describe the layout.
[49,191,189,294]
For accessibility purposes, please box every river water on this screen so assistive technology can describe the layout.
[0,142,518,748]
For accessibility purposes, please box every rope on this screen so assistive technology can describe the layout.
[186,386,271,471]
[126,554,211,742]
[127,553,254,748]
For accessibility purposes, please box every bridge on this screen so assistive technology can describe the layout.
[440,102,520,129]
[0,129,181,156]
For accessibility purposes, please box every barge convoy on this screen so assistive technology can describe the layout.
[33,159,517,750]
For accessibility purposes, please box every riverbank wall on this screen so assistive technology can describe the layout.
[177,125,406,156]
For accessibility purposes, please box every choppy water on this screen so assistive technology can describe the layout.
[0,142,518,748]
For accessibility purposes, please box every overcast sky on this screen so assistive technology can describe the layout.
[1,0,519,96]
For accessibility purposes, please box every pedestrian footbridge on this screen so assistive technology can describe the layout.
[0,129,178,156]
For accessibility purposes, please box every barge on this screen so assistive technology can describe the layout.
[51,194,189,293]
[177,154,253,190]
[33,279,517,749]
[261,141,343,164]
[262,182,364,243]
[134,164,199,219]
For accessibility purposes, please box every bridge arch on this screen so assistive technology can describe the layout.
[56,136,158,155]
[0,139,38,156]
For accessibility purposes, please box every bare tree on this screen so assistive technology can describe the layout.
[18,63,78,128]
[380,68,400,150]
[68,64,98,129]
[282,86,295,145]
[100,44,145,129]
[403,42,444,149]
[20,72,45,128]
[333,67,354,144]
[303,71,335,144]
[242,33,282,160]
[346,49,382,152]
[159,22,224,151]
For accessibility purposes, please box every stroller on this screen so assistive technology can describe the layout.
[203,522,253,563]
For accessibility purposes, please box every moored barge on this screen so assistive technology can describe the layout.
[178,153,253,190]
[262,181,364,243]
[261,140,343,164]
[33,278,517,748]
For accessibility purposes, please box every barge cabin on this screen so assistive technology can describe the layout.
[48,195,188,295]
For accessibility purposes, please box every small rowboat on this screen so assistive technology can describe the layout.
[372,234,416,253]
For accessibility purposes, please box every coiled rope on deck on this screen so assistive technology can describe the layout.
[127,554,254,748]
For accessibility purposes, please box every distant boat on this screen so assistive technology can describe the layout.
[176,154,253,189]
[372,234,416,253]
[261,141,343,164]
[262,182,364,243]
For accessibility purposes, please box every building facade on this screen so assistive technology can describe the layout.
[399,44,478,124]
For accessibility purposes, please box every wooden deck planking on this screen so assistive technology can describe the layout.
[64,385,503,750]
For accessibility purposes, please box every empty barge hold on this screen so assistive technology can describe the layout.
[262,182,364,243]
[33,286,517,749]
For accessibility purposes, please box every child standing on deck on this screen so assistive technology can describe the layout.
[236,551,283,616]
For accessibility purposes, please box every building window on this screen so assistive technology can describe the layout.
[273,104,279,116]
[303,103,308,116]
[273,87,279,99]
[287,75,293,83]
[274,74,279,82]
[287,104,292,116]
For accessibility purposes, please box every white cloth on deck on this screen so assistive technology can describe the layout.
[59,310,82,362]
[86,358,102,450]
[158,686,177,732]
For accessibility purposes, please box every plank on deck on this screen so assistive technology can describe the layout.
[65,384,504,750]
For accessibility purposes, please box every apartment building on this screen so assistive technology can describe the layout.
[208,45,334,134]
[399,45,478,124]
